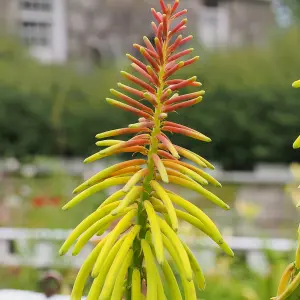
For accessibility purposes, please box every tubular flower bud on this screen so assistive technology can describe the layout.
[106,98,152,118]
[61,1,232,299]
[164,90,205,105]
[168,48,194,62]
[163,96,203,112]
[143,36,158,55]
[151,8,162,23]
[171,0,180,14]
[292,80,300,88]
[126,53,147,71]
[173,9,188,19]
[162,125,211,142]
[110,89,153,113]
[96,127,150,139]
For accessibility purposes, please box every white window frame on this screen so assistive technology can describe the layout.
[20,20,51,47]
[19,0,52,12]
[197,4,230,48]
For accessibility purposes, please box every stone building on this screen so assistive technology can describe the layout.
[0,0,275,65]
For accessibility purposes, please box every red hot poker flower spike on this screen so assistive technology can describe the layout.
[61,2,233,299]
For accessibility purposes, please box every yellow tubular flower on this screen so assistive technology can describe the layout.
[276,263,295,297]
[60,1,233,298]
[110,249,134,299]
[144,200,165,264]
[161,260,183,300]
[99,225,141,299]
[158,218,193,281]
[71,237,107,300]
[131,269,142,300]
[162,234,197,300]
[72,207,134,256]
[141,239,157,300]
[87,235,126,300]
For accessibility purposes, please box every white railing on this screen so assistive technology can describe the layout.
[0,227,297,274]
[0,157,296,184]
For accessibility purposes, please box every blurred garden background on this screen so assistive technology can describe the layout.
[0,0,300,299]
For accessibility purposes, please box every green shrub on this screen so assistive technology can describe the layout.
[1,30,300,169]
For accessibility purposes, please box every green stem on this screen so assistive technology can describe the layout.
[125,35,169,300]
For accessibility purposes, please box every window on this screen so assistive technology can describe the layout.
[203,0,219,7]
[20,21,51,46]
[20,0,52,11]
[8,240,17,254]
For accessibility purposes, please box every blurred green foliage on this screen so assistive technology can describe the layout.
[0,29,300,169]
[286,0,300,23]
[0,173,106,228]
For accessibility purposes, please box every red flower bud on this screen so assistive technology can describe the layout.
[168,48,194,62]
[151,21,158,35]
[139,47,160,71]
[162,125,211,142]
[162,14,169,38]
[143,36,157,55]
[179,35,193,47]
[134,44,158,59]
[110,89,153,114]
[171,0,180,14]
[157,150,178,160]
[121,71,156,93]
[167,76,197,91]
[173,9,188,19]
[163,97,202,112]
[160,0,168,14]
[183,56,200,67]
[151,8,162,23]
[118,83,144,98]
[163,61,184,79]
[106,98,152,118]
[170,19,187,36]
[167,35,182,54]
[154,37,163,61]
[131,63,155,84]
[164,91,205,105]
[126,54,147,72]
[146,66,160,86]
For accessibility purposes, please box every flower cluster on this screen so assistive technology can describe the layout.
[273,80,300,300]
[60,1,233,299]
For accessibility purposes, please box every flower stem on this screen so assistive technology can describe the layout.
[125,41,168,299]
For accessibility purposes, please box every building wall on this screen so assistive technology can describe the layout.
[65,0,159,66]
[0,0,275,64]
[0,0,67,63]
[0,0,19,35]
[188,0,274,48]
[64,0,275,64]
[228,0,275,47]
